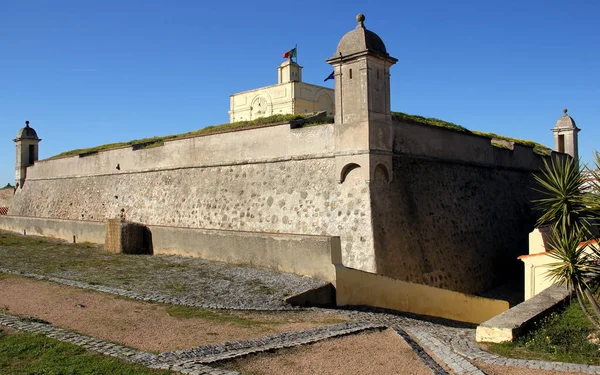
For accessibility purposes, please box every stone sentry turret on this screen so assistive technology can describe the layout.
[13,120,41,189]
[327,14,398,183]
[552,108,580,162]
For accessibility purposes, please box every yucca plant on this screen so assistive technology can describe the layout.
[534,156,589,233]
[546,224,600,329]
[534,153,600,328]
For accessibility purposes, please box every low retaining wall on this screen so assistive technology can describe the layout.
[0,216,105,244]
[475,285,570,343]
[148,225,340,282]
[335,266,509,324]
[0,216,339,282]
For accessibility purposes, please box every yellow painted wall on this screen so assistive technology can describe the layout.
[520,252,556,300]
[335,266,509,324]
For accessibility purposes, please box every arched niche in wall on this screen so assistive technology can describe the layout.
[250,93,273,120]
[313,90,333,116]
[339,163,361,184]
[373,163,390,184]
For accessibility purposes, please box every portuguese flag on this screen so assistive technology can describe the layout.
[282,47,297,59]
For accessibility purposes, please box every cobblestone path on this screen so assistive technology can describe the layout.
[2,266,600,374]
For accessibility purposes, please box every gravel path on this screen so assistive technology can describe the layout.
[0,231,327,309]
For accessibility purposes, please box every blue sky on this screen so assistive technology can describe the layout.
[1,0,598,185]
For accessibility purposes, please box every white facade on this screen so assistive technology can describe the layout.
[229,60,334,122]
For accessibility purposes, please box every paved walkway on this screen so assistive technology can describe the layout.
[1,266,600,374]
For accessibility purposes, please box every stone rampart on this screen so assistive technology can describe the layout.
[11,120,551,295]
[393,120,553,172]
[26,123,334,180]
[11,123,376,273]
[372,154,538,294]
[364,120,550,294]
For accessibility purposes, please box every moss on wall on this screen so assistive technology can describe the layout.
[50,111,550,160]
[49,114,333,160]
[392,111,551,154]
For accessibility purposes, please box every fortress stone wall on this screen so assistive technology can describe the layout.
[372,121,545,294]
[10,115,553,294]
[8,14,572,297]
[11,123,378,273]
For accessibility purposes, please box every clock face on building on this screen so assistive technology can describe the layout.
[251,96,271,118]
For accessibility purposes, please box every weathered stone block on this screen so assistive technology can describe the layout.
[476,285,570,343]
[104,219,150,254]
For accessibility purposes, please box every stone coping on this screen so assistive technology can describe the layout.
[475,285,570,343]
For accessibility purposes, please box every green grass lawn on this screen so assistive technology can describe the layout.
[0,329,172,375]
[488,299,600,365]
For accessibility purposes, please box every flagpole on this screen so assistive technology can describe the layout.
[339,52,343,125]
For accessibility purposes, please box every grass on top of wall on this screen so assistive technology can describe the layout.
[392,111,551,154]
[48,114,333,160]
[48,111,550,160]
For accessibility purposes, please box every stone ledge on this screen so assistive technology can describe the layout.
[475,285,570,343]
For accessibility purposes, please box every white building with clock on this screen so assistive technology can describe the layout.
[228,59,335,122]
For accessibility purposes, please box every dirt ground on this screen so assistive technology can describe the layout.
[0,273,593,375]
[0,275,346,353]
[219,328,435,375]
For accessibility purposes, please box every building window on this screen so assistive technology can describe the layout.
[28,145,35,165]
[557,134,565,153]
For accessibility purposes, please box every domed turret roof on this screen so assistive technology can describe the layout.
[334,14,389,58]
[554,109,578,130]
[14,121,40,141]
